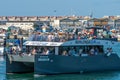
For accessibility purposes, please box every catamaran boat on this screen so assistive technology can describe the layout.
[34,39,120,75]
[5,26,119,74]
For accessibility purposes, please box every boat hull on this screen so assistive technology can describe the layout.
[34,54,120,75]
[6,54,34,73]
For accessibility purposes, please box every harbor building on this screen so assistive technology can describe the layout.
[0,16,120,31]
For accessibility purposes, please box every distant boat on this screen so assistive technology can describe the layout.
[0,33,6,56]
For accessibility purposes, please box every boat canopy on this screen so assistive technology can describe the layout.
[23,41,63,46]
[60,39,103,46]
[23,39,104,47]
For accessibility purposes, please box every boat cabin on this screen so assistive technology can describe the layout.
[23,39,105,56]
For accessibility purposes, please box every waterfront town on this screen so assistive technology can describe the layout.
[0,15,119,40]
[0,15,120,30]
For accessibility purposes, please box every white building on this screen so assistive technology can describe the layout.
[6,21,34,30]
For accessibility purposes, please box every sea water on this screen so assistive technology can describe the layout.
[6,71,120,80]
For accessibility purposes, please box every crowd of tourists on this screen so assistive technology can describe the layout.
[28,28,118,42]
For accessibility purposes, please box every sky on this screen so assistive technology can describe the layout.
[0,0,120,18]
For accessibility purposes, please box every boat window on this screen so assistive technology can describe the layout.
[26,46,55,55]
[59,45,104,56]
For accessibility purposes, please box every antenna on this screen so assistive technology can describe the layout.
[71,8,76,17]
[89,10,93,18]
